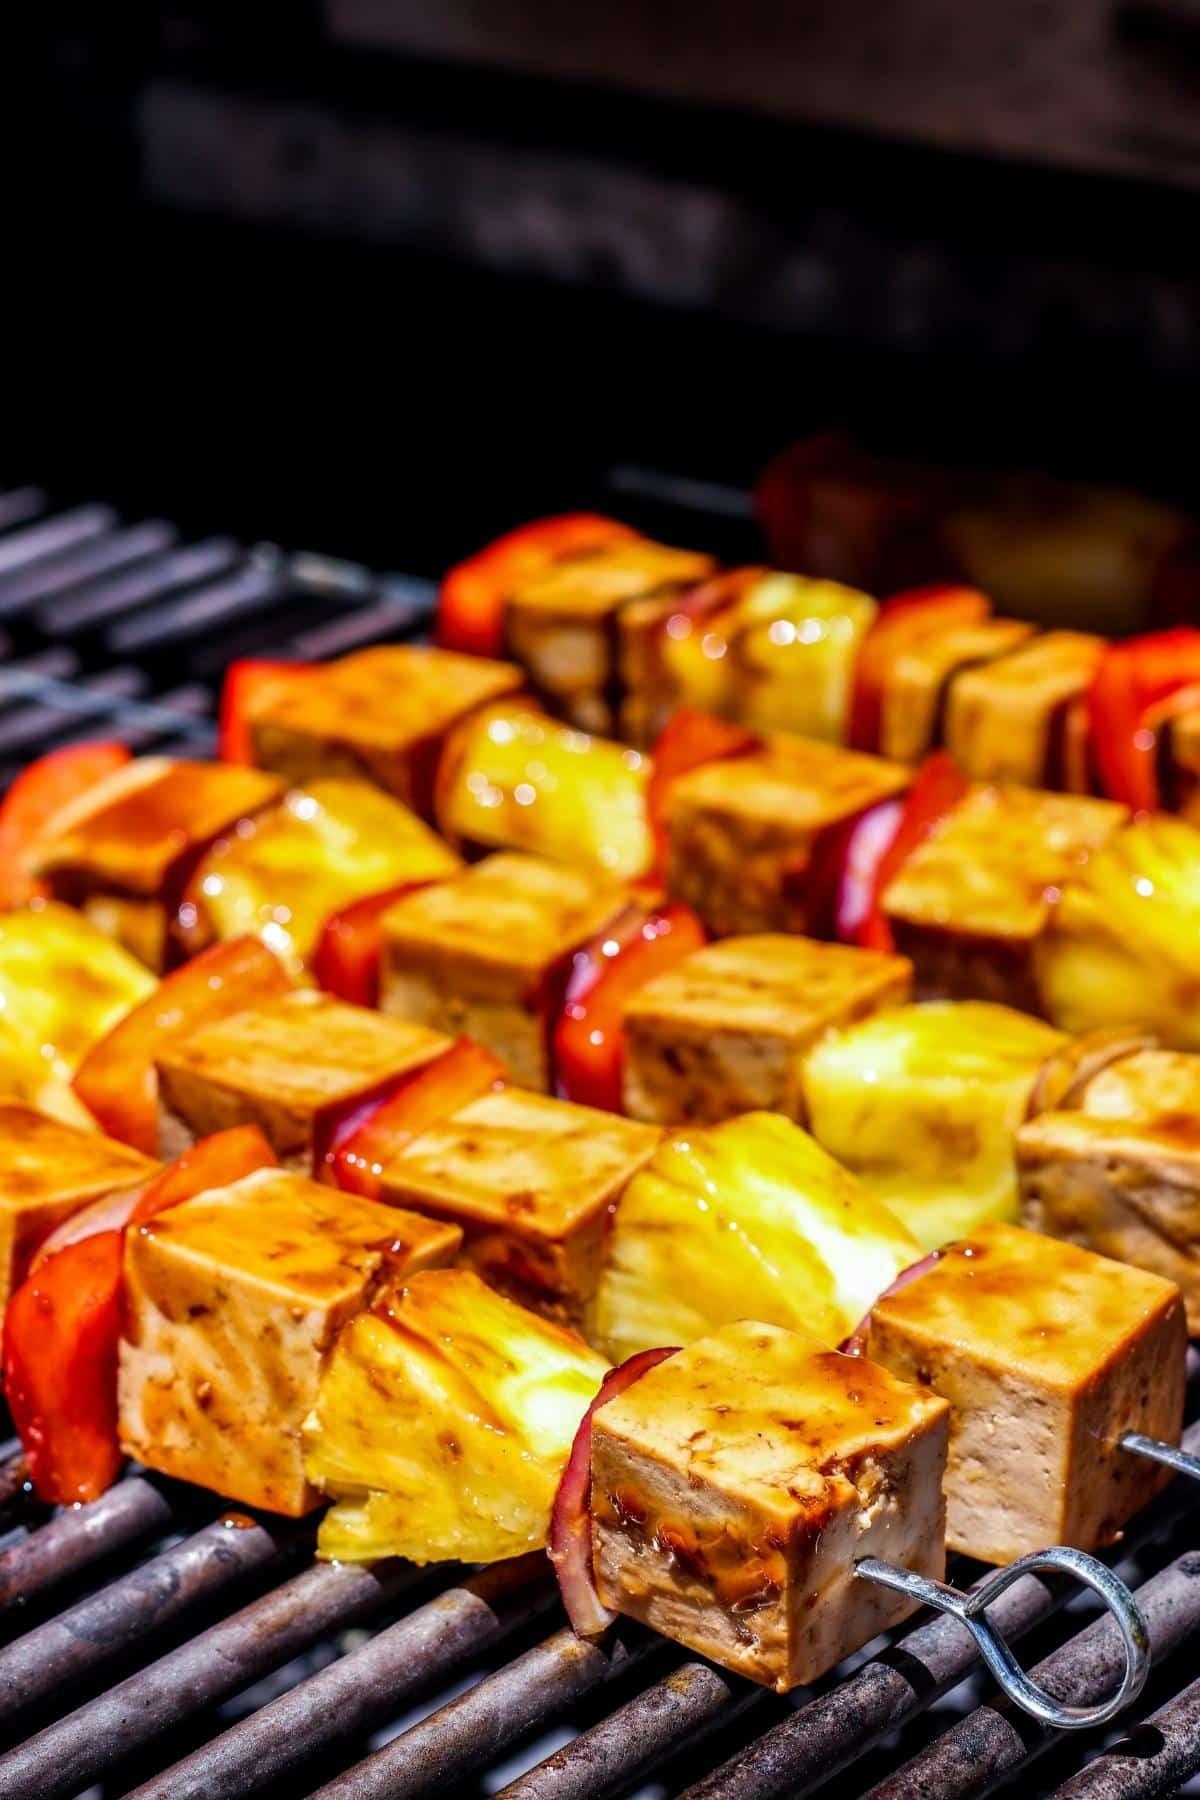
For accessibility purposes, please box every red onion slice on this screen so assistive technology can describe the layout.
[836,797,905,943]
[839,1250,944,1357]
[30,1181,149,1272]
[548,1345,679,1637]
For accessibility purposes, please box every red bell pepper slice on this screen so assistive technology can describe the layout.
[319,1037,507,1198]
[1088,629,1200,812]
[5,1126,278,1506]
[0,741,131,909]
[218,659,314,765]
[646,709,759,876]
[554,903,707,1113]
[851,751,970,952]
[849,585,991,754]
[437,515,641,659]
[313,880,436,1009]
[73,936,292,1153]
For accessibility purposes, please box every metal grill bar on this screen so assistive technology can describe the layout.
[0,490,48,534]
[0,505,117,580]
[0,520,179,621]
[1050,1671,1200,1796]
[0,667,216,745]
[0,1474,173,1610]
[38,535,241,635]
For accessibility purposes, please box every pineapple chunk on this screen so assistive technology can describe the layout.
[1038,817,1200,1051]
[0,902,154,1124]
[304,1268,608,1564]
[590,1112,920,1365]
[437,703,653,881]
[189,780,461,977]
[802,1001,1065,1249]
[731,573,877,741]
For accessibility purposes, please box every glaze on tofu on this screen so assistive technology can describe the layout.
[882,784,1126,1009]
[0,1103,158,1327]
[155,991,450,1166]
[944,631,1104,790]
[367,1084,660,1324]
[623,934,912,1125]
[247,645,524,809]
[879,616,1035,764]
[664,736,910,938]
[867,1222,1186,1563]
[118,1166,461,1515]
[379,852,628,1090]
[591,1321,949,1691]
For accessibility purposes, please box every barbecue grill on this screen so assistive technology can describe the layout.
[1,484,1200,1798]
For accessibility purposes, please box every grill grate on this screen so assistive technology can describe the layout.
[1,481,1200,1799]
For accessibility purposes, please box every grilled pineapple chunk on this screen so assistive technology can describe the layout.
[1037,817,1200,1051]
[590,1112,920,1365]
[802,1001,1065,1249]
[732,573,877,741]
[304,1268,607,1564]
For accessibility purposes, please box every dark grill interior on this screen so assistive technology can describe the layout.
[1,483,1200,1797]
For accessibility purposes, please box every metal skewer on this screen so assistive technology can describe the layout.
[1120,1430,1200,1483]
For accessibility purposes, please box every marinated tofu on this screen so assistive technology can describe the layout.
[623,934,912,1125]
[1018,1050,1200,1331]
[944,631,1104,790]
[380,852,628,1090]
[32,757,286,970]
[367,1084,660,1324]
[119,1166,461,1515]
[879,617,1035,764]
[248,645,524,810]
[0,1103,158,1326]
[664,736,910,938]
[504,539,715,735]
[591,1321,949,1691]
[882,783,1126,1009]
[867,1222,1185,1562]
[155,990,450,1167]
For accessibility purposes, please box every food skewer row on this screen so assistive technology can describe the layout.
[434,510,1200,818]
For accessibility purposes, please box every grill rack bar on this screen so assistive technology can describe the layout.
[1051,1671,1200,1797]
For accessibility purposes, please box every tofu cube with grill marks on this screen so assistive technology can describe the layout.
[155,991,451,1168]
[0,1103,158,1328]
[591,1321,949,1692]
[379,852,628,1091]
[248,646,525,809]
[878,617,1035,764]
[664,737,910,939]
[1018,1049,1200,1332]
[867,1221,1185,1563]
[944,631,1104,790]
[882,784,1126,1010]
[367,1084,660,1324]
[623,934,912,1125]
[118,1166,461,1515]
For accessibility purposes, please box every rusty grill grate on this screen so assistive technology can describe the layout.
[1,483,1200,1799]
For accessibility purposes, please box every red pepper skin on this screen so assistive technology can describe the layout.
[852,752,970,952]
[554,903,707,1113]
[73,936,292,1153]
[849,586,991,754]
[1088,629,1200,812]
[314,881,436,1009]
[646,710,759,877]
[130,1124,278,1225]
[437,515,640,659]
[319,1038,507,1197]
[0,741,131,909]
[218,660,313,765]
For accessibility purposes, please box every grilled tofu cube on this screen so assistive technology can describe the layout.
[155,990,450,1167]
[367,1084,660,1325]
[664,737,910,938]
[867,1222,1185,1562]
[504,540,715,735]
[379,852,627,1090]
[592,1111,921,1365]
[883,784,1126,1009]
[0,1103,157,1327]
[248,646,524,810]
[304,1267,607,1563]
[729,574,877,742]
[592,1321,949,1691]
[119,1166,460,1515]
[802,1001,1066,1249]
[623,934,912,1125]
[879,617,1035,764]
[1038,817,1200,1051]
[32,758,286,970]
[187,779,461,976]
[944,631,1104,791]
[1018,1050,1200,1331]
